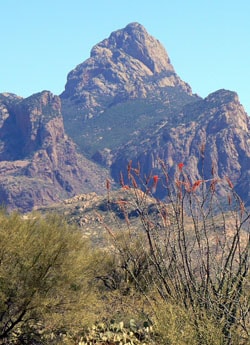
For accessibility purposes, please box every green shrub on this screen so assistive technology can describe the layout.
[0,211,100,344]
[154,301,225,345]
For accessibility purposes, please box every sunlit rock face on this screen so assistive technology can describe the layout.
[60,22,193,119]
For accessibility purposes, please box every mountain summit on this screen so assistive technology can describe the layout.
[60,23,197,155]
[61,22,193,117]
[60,23,249,206]
[93,22,174,74]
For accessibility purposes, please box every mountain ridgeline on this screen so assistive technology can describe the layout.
[0,22,249,211]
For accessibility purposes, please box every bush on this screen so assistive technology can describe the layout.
[0,211,99,344]
[154,300,225,345]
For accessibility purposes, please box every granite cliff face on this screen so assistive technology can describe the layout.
[0,92,109,212]
[61,22,192,112]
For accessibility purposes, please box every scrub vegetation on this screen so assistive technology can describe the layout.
[0,162,249,345]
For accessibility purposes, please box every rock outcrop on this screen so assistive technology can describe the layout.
[0,92,110,212]
[61,22,192,114]
[111,89,250,205]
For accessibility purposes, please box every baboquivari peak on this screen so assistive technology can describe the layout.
[61,22,193,109]
[0,22,249,211]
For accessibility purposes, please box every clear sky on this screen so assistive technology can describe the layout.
[1,0,249,114]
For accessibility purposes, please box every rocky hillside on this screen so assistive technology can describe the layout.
[38,188,159,244]
[111,89,250,205]
[0,92,110,212]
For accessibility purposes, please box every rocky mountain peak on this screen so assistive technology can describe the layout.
[61,22,192,119]
[203,89,249,132]
[90,22,174,74]
[0,91,62,160]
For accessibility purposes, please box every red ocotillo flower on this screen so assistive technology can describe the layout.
[191,180,203,192]
[225,176,234,189]
[178,162,184,171]
[152,175,159,193]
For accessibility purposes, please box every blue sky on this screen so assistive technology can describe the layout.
[1,0,249,114]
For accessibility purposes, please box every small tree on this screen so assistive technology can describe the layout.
[104,160,250,345]
[0,211,98,344]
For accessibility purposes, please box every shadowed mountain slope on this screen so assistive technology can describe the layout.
[0,92,110,212]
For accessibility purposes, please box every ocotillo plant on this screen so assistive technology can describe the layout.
[104,159,250,345]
